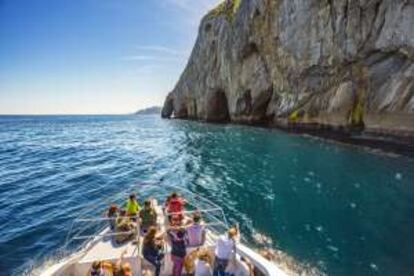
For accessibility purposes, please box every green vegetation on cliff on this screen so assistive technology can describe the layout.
[207,0,241,22]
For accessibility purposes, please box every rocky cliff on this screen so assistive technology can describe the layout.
[162,0,414,138]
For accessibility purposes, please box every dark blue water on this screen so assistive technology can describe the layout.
[0,115,413,275]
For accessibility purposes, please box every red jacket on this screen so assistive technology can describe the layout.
[167,198,184,214]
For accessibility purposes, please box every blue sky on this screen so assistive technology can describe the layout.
[0,0,220,114]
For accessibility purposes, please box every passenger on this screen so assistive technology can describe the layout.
[167,227,187,276]
[139,199,158,234]
[167,192,186,219]
[213,227,238,276]
[183,248,200,275]
[106,204,118,231]
[142,269,153,276]
[170,214,183,227]
[89,260,111,276]
[115,210,136,244]
[112,249,132,276]
[225,256,251,276]
[121,263,132,276]
[143,226,165,276]
[194,248,213,276]
[126,193,141,220]
[185,212,206,247]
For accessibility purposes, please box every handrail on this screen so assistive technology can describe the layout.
[236,243,287,276]
[165,207,223,216]
[61,181,230,260]
[165,221,226,230]
[72,230,137,240]
[75,215,138,222]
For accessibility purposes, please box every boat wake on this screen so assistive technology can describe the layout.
[252,231,324,276]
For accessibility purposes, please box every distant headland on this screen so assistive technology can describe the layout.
[134,106,162,115]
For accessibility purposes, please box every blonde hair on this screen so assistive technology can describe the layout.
[198,248,212,265]
[228,227,238,238]
[122,263,132,275]
[142,269,153,276]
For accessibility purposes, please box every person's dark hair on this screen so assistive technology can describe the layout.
[91,260,101,270]
[108,204,118,216]
[144,200,151,207]
[193,213,201,223]
[129,194,136,200]
[171,192,178,199]
[119,209,127,216]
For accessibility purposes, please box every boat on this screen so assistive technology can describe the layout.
[38,183,287,276]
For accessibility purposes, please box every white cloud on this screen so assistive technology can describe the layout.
[121,55,181,62]
[135,45,186,57]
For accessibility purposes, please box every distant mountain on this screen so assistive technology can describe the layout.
[134,106,162,115]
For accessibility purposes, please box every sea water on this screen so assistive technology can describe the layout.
[0,115,413,275]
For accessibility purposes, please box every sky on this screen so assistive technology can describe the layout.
[0,0,220,114]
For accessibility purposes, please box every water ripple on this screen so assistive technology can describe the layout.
[0,115,413,276]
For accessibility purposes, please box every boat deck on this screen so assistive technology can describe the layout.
[39,185,287,276]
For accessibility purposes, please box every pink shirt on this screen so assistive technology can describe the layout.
[186,224,205,246]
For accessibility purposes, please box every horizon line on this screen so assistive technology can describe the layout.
[0,113,160,116]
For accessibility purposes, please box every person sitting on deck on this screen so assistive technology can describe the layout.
[167,226,187,276]
[106,204,118,231]
[89,260,112,276]
[213,227,238,276]
[112,249,132,276]
[194,248,213,276]
[139,199,158,234]
[185,212,206,247]
[126,193,141,221]
[143,226,165,276]
[166,192,186,221]
[115,209,136,244]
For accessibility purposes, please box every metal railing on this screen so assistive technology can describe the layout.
[61,182,230,256]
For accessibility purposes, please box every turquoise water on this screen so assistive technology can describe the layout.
[0,115,413,275]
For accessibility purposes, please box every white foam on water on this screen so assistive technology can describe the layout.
[304,177,311,182]
[252,231,274,246]
[354,183,361,188]
[315,225,324,232]
[350,202,357,209]
[370,263,379,271]
[327,245,339,252]
[260,248,325,276]
[395,173,403,180]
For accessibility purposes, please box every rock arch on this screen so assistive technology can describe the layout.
[161,96,174,118]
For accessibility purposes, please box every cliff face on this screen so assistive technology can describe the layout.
[162,0,414,137]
